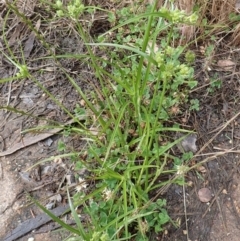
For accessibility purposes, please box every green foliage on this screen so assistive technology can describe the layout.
[207,74,222,93]
[55,0,85,19]
[57,140,66,152]
[52,1,198,240]
[2,0,200,240]
[205,44,215,58]
[229,12,240,22]
[190,99,200,111]
[74,104,86,119]
[143,199,170,232]
[185,50,196,64]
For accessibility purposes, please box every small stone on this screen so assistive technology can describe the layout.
[28,237,34,241]
[197,165,207,173]
[180,133,198,153]
[45,202,55,210]
[176,133,198,153]
[222,189,228,194]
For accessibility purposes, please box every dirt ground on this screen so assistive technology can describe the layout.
[0,4,87,238]
[1,1,240,241]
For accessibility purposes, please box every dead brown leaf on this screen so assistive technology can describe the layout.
[24,19,41,58]
[217,59,235,71]
[0,119,75,157]
[198,187,212,203]
[8,23,25,46]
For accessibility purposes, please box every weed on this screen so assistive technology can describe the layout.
[207,74,222,93]
[1,0,199,240]
[61,2,197,239]
[190,99,200,111]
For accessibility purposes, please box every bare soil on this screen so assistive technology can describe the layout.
[1,1,240,241]
[160,48,240,241]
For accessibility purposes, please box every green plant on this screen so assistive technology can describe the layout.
[1,0,199,240]
[207,74,222,93]
[55,0,85,19]
[190,99,200,111]
[64,2,197,239]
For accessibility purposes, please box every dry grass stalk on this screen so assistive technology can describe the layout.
[155,0,240,45]
[178,0,195,44]
[232,23,240,45]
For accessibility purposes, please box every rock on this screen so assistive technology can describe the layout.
[177,133,198,153]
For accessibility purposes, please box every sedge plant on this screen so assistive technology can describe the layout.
[1,0,199,240]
